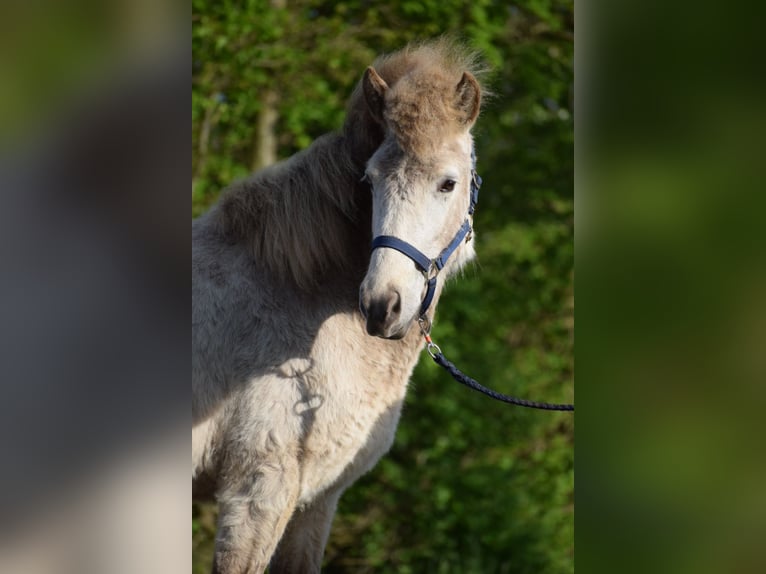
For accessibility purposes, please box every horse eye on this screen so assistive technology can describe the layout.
[439,179,456,193]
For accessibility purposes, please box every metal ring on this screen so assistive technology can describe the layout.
[427,261,439,280]
[421,261,438,281]
[427,342,442,359]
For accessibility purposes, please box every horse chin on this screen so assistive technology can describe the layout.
[381,329,406,341]
[380,316,418,340]
[366,323,407,340]
[365,319,410,340]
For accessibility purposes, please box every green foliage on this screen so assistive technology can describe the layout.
[193,1,573,572]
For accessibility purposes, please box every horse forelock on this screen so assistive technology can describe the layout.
[367,38,488,156]
[384,76,461,157]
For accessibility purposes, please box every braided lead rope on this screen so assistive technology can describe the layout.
[419,319,574,412]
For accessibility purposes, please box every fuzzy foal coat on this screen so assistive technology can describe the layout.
[193,41,484,573]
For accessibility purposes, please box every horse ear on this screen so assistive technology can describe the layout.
[363,67,388,124]
[455,72,481,126]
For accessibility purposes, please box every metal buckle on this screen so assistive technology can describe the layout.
[471,169,482,190]
[418,316,431,336]
[420,260,438,282]
[427,260,439,280]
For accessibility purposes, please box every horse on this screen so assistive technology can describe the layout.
[192,39,486,573]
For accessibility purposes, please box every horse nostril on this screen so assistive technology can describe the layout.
[389,290,402,317]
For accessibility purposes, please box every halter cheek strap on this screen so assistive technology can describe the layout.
[370,148,482,320]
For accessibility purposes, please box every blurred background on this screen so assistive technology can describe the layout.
[192,1,574,572]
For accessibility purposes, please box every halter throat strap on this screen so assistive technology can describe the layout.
[370,148,482,319]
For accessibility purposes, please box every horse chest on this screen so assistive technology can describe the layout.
[294,336,420,503]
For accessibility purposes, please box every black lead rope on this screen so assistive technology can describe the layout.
[431,352,575,411]
[420,319,574,412]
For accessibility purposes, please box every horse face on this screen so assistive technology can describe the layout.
[359,133,477,339]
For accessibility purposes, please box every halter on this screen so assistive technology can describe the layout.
[370,147,482,321]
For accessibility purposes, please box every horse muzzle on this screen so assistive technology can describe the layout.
[359,287,406,339]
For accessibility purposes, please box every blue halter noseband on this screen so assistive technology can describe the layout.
[370,148,482,320]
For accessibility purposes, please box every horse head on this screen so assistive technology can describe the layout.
[359,64,483,339]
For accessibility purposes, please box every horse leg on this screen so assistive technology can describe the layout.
[212,459,299,574]
[268,489,343,573]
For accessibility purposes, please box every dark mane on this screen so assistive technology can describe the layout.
[215,39,487,290]
[216,132,372,290]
